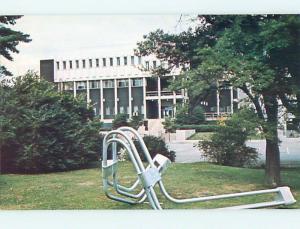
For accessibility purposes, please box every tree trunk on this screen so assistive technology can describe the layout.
[264,95,281,186]
[265,134,281,186]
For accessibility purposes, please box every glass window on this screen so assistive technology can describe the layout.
[69,61,72,69]
[82,60,86,68]
[102,58,106,67]
[124,57,127,65]
[89,80,100,89]
[120,106,124,114]
[117,57,120,66]
[106,107,110,115]
[76,81,86,90]
[56,61,60,70]
[153,61,156,69]
[63,61,66,70]
[76,60,79,68]
[89,59,92,68]
[131,78,143,87]
[138,56,142,65]
[63,82,73,90]
[117,79,128,88]
[110,58,113,66]
[131,56,134,65]
[96,58,99,67]
[103,80,114,88]
[145,61,149,70]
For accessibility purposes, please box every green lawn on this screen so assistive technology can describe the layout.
[0,162,299,209]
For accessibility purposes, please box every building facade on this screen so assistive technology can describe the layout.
[40,54,239,125]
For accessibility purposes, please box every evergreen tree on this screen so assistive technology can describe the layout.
[0,16,31,76]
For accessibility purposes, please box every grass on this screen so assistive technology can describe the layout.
[0,162,299,209]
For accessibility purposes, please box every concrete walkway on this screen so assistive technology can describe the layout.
[168,135,300,166]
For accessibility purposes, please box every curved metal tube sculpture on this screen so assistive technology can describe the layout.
[101,126,296,210]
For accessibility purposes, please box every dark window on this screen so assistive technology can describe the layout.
[76,60,79,68]
[102,58,106,67]
[63,61,66,69]
[145,61,149,70]
[138,56,142,65]
[69,60,72,69]
[96,58,99,67]
[124,57,127,65]
[153,61,156,69]
[89,59,92,68]
[56,62,60,70]
[117,57,120,66]
[110,58,113,66]
[82,60,86,68]
[131,56,135,65]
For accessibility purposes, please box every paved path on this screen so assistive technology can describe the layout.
[168,136,300,166]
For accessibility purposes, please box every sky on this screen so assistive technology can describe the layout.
[1,15,195,76]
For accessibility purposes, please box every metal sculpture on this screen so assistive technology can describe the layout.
[101,126,296,210]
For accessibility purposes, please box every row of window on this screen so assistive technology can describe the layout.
[63,79,143,90]
[56,56,157,70]
[105,106,144,115]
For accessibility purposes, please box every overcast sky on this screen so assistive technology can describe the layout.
[1,15,195,76]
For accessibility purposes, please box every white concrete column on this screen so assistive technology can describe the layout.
[114,78,118,116]
[86,80,90,106]
[73,81,76,98]
[216,89,220,116]
[172,75,176,117]
[100,80,104,120]
[230,86,234,114]
[128,78,132,118]
[158,76,161,119]
[237,88,240,109]
[143,77,147,119]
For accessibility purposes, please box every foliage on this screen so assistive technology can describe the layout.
[134,135,176,162]
[0,16,31,76]
[175,104,205,125]
[199,109,260,167]
[162,117,176,133]
[128,115,144,130]
[136,15,300,185]
[112,113,128,129]
[0,72,103,173]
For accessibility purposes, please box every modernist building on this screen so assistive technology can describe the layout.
[40,54,239,124]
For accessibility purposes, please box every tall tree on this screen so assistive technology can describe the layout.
[135,15,300,186]
[0,15,31,76]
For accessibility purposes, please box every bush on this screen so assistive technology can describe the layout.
[198,108,259,167]
[175,105,205,125]
[112,113,128,129]
[162,117,176,133]
[0,73,103,173]
[175,124,219,132]
[128,115,143,130]
[134,135,176,162]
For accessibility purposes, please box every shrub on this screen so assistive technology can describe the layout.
[0,73,103,173]
[134,135,176,162]
[162,117,176,133]
[112,113,128,129]
[175,105,205,125]
[198,108,259,167]
[128,115,143,130]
